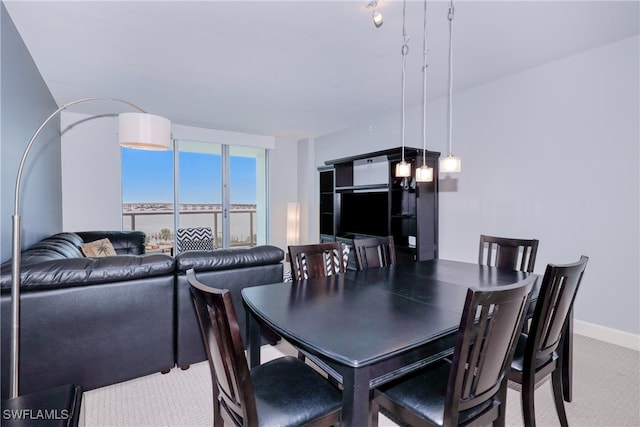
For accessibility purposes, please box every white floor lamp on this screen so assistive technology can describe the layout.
[9,97,171,399]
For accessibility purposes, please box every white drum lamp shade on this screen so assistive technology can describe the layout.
[118,112,172,150]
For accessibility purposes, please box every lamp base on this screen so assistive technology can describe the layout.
[1,384,82,427]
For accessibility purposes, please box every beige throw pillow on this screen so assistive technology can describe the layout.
[81,238,117,257]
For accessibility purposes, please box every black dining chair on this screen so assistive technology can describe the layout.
[287,242,349,368]
[372,275,535,427]
[288,242,348,281]
[187,269,342,427]
[509,256,589,427]
[352,235,397,270]
[478,234,539,273]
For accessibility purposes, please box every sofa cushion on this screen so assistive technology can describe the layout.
[175,245,284,272]
[76,231,146,255]
[18,232,85,264]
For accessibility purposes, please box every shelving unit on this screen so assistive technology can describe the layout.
[319,147,439,264]
[318,166,335,238]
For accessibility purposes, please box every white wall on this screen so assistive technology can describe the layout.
[297,138,319,244]
[444,35,639,337]
[268,137,299,252]
[61,112,123,231]
[313,36,640,336]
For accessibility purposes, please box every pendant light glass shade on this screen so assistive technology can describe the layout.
[118,112,172,150]
[416,164,434,182]
[372,9,383,27]
[440,154,461,173]
[366,1,383,28]
[395,161,412,178]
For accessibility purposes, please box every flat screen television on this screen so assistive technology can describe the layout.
[339,191,388,237]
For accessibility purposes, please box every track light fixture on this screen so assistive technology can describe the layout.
[365,1,383,28]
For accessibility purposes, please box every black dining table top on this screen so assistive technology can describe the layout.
[242,259,535,368]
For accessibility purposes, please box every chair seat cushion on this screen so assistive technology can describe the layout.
[510,333,555,373]
[251,356,341,427]
[376,360,493,426]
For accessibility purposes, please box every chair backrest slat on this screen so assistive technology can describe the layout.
[479,234,539,273]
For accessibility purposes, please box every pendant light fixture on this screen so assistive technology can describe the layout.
[416,0,434,183]
[395,0,412,178]
[440,0,462,173]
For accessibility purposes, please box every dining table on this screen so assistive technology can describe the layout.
[242,259,543,427]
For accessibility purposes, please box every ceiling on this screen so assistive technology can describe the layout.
[5,1,639,139]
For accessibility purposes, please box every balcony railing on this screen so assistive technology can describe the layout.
[122,203,257,250]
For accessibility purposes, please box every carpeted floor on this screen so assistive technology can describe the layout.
[80,334,639,426]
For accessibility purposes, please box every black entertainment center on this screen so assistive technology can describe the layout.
[319,147,439,266]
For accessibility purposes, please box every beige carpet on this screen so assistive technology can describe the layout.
[80,334,639,426]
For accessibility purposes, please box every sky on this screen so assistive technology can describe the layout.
[121,148,257,204]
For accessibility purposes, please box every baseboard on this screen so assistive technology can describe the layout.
[574,320,640,351]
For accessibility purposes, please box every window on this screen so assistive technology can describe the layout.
[122,140,267,252]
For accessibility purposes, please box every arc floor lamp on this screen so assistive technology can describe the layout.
[9,97,171,400]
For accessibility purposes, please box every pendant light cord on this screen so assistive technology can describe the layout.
[401,0,409,163]
[421,0,428,166]
[447,0,455,157]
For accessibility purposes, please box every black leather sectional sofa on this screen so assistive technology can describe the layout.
[0,231,284,399]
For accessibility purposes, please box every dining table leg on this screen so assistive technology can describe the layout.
[246,308,261,368]
[341,365,372,427]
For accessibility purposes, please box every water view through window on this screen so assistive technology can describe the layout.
[121,141,266,252]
